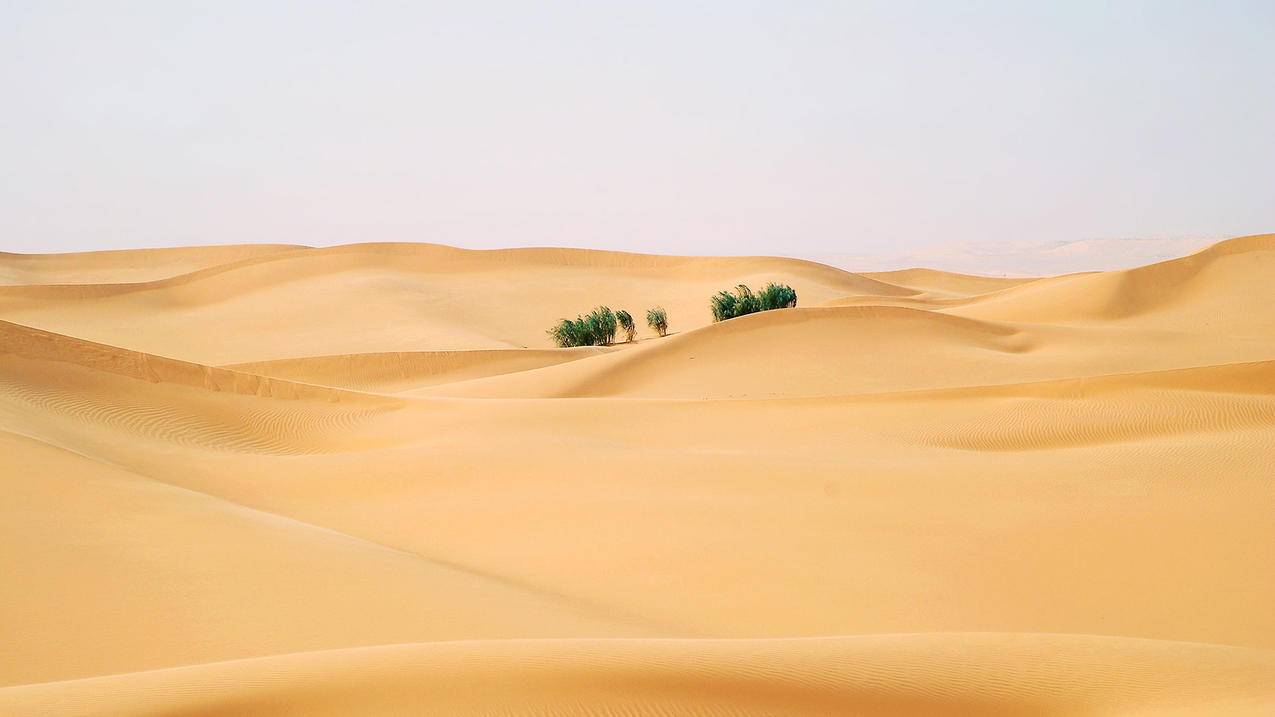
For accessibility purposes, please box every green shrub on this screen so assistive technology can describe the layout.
[548,306,618,347]
[548,318,587,348]
[588,305,617,345]
[646,307,669,337]
[709,282,796,322]
[757,282,798,311]
[616,310,637,342]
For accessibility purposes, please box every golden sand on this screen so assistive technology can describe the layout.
[2,235,1273,715]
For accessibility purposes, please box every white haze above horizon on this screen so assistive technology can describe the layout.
[2,1,1272,275]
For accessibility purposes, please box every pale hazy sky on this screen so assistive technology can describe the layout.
[2,1,1273,271]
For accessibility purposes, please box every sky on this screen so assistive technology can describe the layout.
[2,1,1273,273]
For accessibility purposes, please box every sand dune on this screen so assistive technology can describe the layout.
[0,244,914,364]
[0,244,302,286]
[225,346,613,393]
[411,306,1033,398]
[859,266,1039,297]
[2,234,1273,715]
[949,233,1275,334]
[5,635,1274,716]
[0,319,406,456]
[0,432,648,688]
[412,304,1274,399]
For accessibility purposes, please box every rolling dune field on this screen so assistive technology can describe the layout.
[2,235,1273,715]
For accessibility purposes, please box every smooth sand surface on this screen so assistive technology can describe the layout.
[2,235,1273,715]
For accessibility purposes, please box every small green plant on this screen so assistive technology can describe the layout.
[548,306,618,347]
[616,310,637,342]
[709,282,796,322]
[646,306,668,337]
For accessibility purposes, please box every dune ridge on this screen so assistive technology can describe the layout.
[0,241,913,301]
[949,233,1275,330]
[225,346,613,393]
[410,305,1029,399]
[0,320,406,457]
[860,267,1040,297]
[0,319,392,403]
[2,234,1273,715]
[0,244,303,287]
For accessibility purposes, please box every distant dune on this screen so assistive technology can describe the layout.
[821,234,1223,276]
[2,235,1273,715]
[0,244,304,286]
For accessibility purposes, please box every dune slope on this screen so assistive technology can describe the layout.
[5,635,1275,716]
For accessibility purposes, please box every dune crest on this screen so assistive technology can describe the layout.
[225,346,613,393]
[0,244,303,286]
[948,233,1275,331]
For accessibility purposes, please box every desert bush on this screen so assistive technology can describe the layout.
[588,305,617,345]
[757,282,798,310]
[710,282,796,322]
[548,318,588,348]
[646,307,669,337]
[709,290,735,322]
[548,306,618,347]
[710,284,758,321]
[616,310,637,342]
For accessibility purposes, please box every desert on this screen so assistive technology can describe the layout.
[1,235,1273,714]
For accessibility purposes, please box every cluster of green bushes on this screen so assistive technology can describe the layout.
[545,282,791,347]
[548,305,669,347]
[709,283,797,322]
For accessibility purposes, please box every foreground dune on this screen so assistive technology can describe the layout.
[2,235,1273,715]
[7,635,1275,716]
